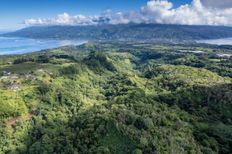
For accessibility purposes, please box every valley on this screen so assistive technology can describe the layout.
[0,42,231,154]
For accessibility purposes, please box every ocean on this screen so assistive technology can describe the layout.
[197,38,232,45]
[0,37,86,55]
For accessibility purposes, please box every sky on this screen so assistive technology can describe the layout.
[0,0,232,30]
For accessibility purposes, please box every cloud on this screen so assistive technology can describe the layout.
[101,9,145,24]
[24,0,232,26]
[140,0,232,26]
[201,0,232,9]
[25,13,101,25]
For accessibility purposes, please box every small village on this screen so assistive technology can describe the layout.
[0,69,37,91]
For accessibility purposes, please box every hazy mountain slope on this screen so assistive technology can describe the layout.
[3,24,232,41]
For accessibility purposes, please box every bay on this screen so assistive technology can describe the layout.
[197,38,232,45]
[0,37,87,55]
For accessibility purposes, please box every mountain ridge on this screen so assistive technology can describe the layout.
[3,24,232,41]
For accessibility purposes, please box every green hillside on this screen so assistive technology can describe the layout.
[4,24,232,41]
[0,42,231,154]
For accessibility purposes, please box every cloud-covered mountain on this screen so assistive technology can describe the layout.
[24,0,232,26]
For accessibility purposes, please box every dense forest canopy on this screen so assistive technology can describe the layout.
[0,42,231,154]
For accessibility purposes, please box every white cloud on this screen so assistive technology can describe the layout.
[201,0,232,9]
[24,0,232,26]
[25,13,101,26]
[101,9,144,24]
[139,0,232,26]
